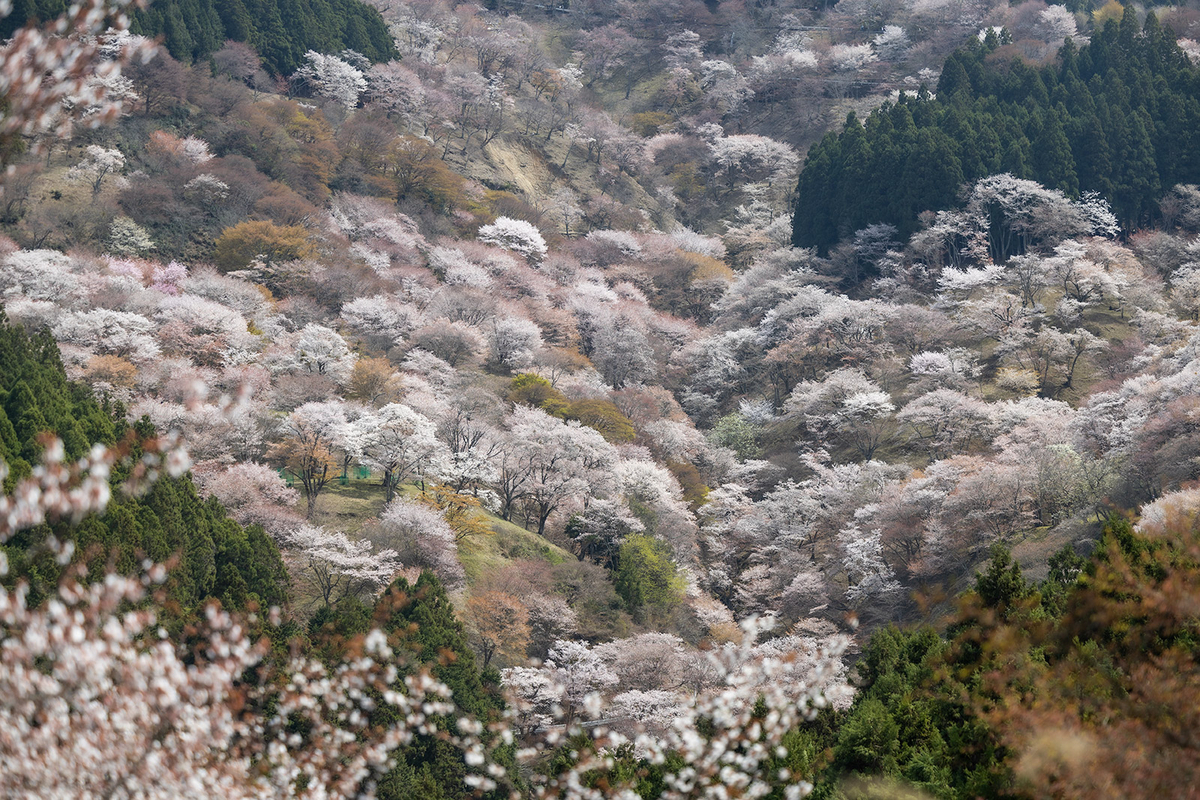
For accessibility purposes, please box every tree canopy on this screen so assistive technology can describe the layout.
[0,314,288,615]
[128,0,396,75]
[793,10,1200,252]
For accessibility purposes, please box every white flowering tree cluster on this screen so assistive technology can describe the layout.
[3,148,1188,641]
[0,428,857,798]
[477,216,548,262]
[0,555,494,799]
[663,170,1195,617]
[374,497,465,590]
[286,522,401,605]
[292,50,368,109]
[68,144,125,195]
[11,7,1200,798]
[355,402,448,501]
[503,617,853,799]
[498,406,616,536]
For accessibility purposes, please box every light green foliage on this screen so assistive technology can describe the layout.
[613,534,684,619]
[507,373,570,417]
[564,399,636,444]
[709,412,761,459]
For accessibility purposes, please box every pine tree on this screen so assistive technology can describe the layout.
[0,316,287,619]
[376,571,492,717]
[791,16,1200,249]
[1032,107,1079,196]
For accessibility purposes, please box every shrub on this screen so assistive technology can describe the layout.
[213,221,314,271]
[613,534,684,619]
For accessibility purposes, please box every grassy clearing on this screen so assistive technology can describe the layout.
[303,476,575,589]
[457,514,574,585]
[308,477,390,536]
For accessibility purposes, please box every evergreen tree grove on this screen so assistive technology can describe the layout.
[793,11,1200,252]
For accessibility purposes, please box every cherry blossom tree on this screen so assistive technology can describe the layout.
[150,260,187,294]
[838,524,902,609]
[182,173,230,206]
[285,522,400,606]
[498,406,616,535]
[827,42,877,73]
[0,437,856,800]
[192,460,302,538]
[1136,486,1200,535]
[355,403,448,501]
[0,554,502,799]
[575,23,636,88]
[270,400,346,517]
[341,294,422,349]
[273,323,357,385]
[54,308,161,364]
[364,62,426,125]
[937,455,1036,548]
[0,248,80,303]
[0,567,267,798]
[155,293,253,366]
[1038,5,1078,46]
[709,132,800,195]
[435,392,502,495]
[696,483,768,608]
[590,312,657,389]
[293,50,367,109]
[998,324,1106,394]
[1171,264,1200,321]
[374,497,464,591]
[477,216,547,262]
[505,616,853,799]
[488,315,542,373]
[499,665,561,734]
[68,144,125,195]
[663,29,703,72]
[596,632,690,693]
[872,24,910,61]
[542,639,620,724]
[608,689,684,738]
[964,174,1094,262]
[566,497,644,569]
[897,389,994,458]
[107,215,154,255]
[786,369,895,461]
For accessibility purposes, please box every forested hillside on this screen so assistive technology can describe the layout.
[1,0,396,73]
[0,316,290,615]
[2,0,1200,797]
[130,0,397,73]
[794,6,1200,251]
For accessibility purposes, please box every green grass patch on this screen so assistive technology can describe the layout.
[458,514,573,585]
[308,477,389,535]
[298,477,575,599]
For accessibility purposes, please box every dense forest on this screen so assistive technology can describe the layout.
[2,0,1200,797]
[793,6,1200,251]
[0,316,289,615]
[0,0,396,73]
[130,0,397,74]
